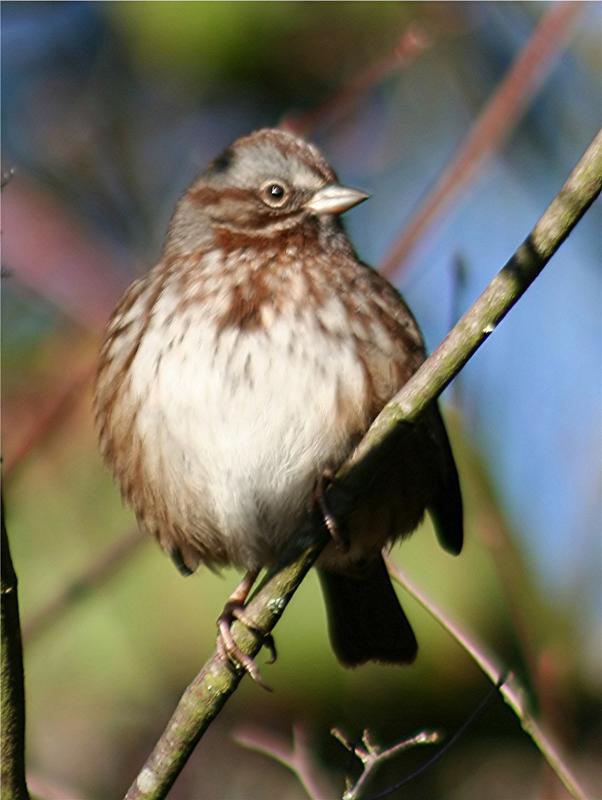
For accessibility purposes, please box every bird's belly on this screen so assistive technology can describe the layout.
[129,310,368,569]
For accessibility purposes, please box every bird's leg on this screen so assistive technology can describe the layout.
[216,569,277,689]
[315,468,350,552]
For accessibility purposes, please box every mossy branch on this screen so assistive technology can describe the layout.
[124,130,601,800]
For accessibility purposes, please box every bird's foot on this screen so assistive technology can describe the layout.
[315,469,349,552]
[216,570,276,690]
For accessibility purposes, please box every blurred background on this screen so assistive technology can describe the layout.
[2,2,601,798]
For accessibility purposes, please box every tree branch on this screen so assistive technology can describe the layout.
[384,558,592,800]
[124,130,601,800]
[332,726,441,800]
[1,499,30,800]
[234,723,337,800]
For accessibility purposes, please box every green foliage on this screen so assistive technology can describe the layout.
[108,2,415,99]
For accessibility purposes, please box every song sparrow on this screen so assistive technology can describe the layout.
[94,128,462,671]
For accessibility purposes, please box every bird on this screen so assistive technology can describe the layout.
[94,127,463,675]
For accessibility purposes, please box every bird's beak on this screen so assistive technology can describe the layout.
[304,184,370,215]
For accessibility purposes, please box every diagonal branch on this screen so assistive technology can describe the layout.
[123,130,601,800]
[384,558,591,800]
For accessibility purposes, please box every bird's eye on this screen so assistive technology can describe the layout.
[260,180,289,208]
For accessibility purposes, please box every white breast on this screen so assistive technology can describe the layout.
[122,284,367,569]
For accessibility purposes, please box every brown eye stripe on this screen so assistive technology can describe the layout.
[189,184,305,224]
[188,185,248,205]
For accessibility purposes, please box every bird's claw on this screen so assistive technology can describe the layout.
[217,603,276,690]
[315,469,350,552]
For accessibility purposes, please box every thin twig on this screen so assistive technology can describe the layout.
[468,458,561,738]
[22,527,146,644]
[235,723,336,800]
[379,2,584,277]
[1,498,30,800]
[332,726,441,800]
[122,130,602,800]
[384,557,592,800]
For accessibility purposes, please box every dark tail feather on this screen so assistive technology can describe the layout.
[318,556,417,667]
[428,407,463,556]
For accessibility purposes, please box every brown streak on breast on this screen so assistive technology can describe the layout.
[216,280,268,333]
[212,227,312,332]
[304,267,328,309]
